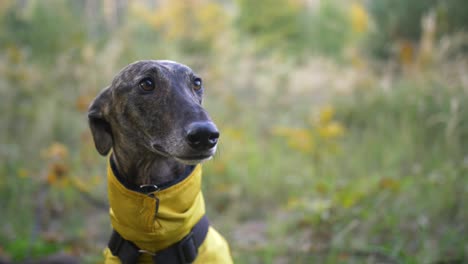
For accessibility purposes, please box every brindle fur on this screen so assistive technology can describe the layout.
[88,60,217,186]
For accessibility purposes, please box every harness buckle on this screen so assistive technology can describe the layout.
[138,249,156,256]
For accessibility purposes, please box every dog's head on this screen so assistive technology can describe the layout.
[88,60,219,165]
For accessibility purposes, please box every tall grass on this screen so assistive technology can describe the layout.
[200,69,468,263]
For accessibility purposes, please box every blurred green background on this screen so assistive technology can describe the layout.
[0,0,467,263]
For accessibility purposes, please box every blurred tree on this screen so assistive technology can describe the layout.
[130,0,228,55]
[103,0,128,30]
[306,0,350,57]
[0,0,87,63]
[0,0,14,16]
[236,0,352,58]
[84,0,102,38]
[366,0,468,60]
[236,0,309,56]
[366,0,438,59]
[436,0,468,34]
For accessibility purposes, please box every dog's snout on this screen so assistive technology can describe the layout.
[186,122,219,150]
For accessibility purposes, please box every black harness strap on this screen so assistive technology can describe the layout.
[108,231,141,264]
[108,215,210,264]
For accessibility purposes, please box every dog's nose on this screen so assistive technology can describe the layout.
[186,122,219,150]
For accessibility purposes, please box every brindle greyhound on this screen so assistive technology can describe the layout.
[88,60,232,264]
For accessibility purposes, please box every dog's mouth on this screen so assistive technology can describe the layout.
[150,143,215,165]
[174,154,213,165]
[149,143,172,158]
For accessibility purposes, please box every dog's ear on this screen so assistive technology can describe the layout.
[88,88,113,156]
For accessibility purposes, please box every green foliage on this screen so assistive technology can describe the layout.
[201,75,468,262]
[236,0,350,57]
[236,0,308,55]
[2,239,61,261]
[0,0,86,63]
[369,0,438,41]
[306,1,351,57]
[437,0,468,34]
[330,81,468,261]
[355,84,465,161]
[366,0,437,58]
[366,0,468,58]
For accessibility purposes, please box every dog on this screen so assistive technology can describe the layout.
[88,60,233,264]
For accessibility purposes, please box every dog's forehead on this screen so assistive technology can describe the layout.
[118,60,193,80]
[157,60,192,73]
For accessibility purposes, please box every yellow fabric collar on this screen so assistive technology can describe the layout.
[107,160,206,252]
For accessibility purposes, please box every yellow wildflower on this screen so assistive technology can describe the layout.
[286,129,314,154]
[17,168,29,178]
[214,183,231,193]
[315,182,328,194]
[224,127,245,142]
[273,126,314,153]
[318,122,345,139]
[378,178,400,192]
[130,2,160,28]
[70,177,90,193]
[398,40,415,66]
[286,196,301,210]
[337,191,362,208]
[212,161,227,174]
[340,195,357,208]
[42,142,69,160]
[318,106,335,124]
[349,2,369,34]
[195,2,227,41]
[75,95,93,112]
[91,175,102,186]
[46,163,69,186]
[6,46,24,64]
[271,126,294,136]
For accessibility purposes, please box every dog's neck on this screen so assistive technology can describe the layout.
[111,144,186,186]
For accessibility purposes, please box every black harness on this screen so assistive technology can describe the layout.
[108,215,210,264]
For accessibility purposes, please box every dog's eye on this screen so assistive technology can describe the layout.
[193,78,202,90]
[139,78,155,91]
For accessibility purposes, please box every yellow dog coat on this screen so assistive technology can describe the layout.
[103,160,233,263]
